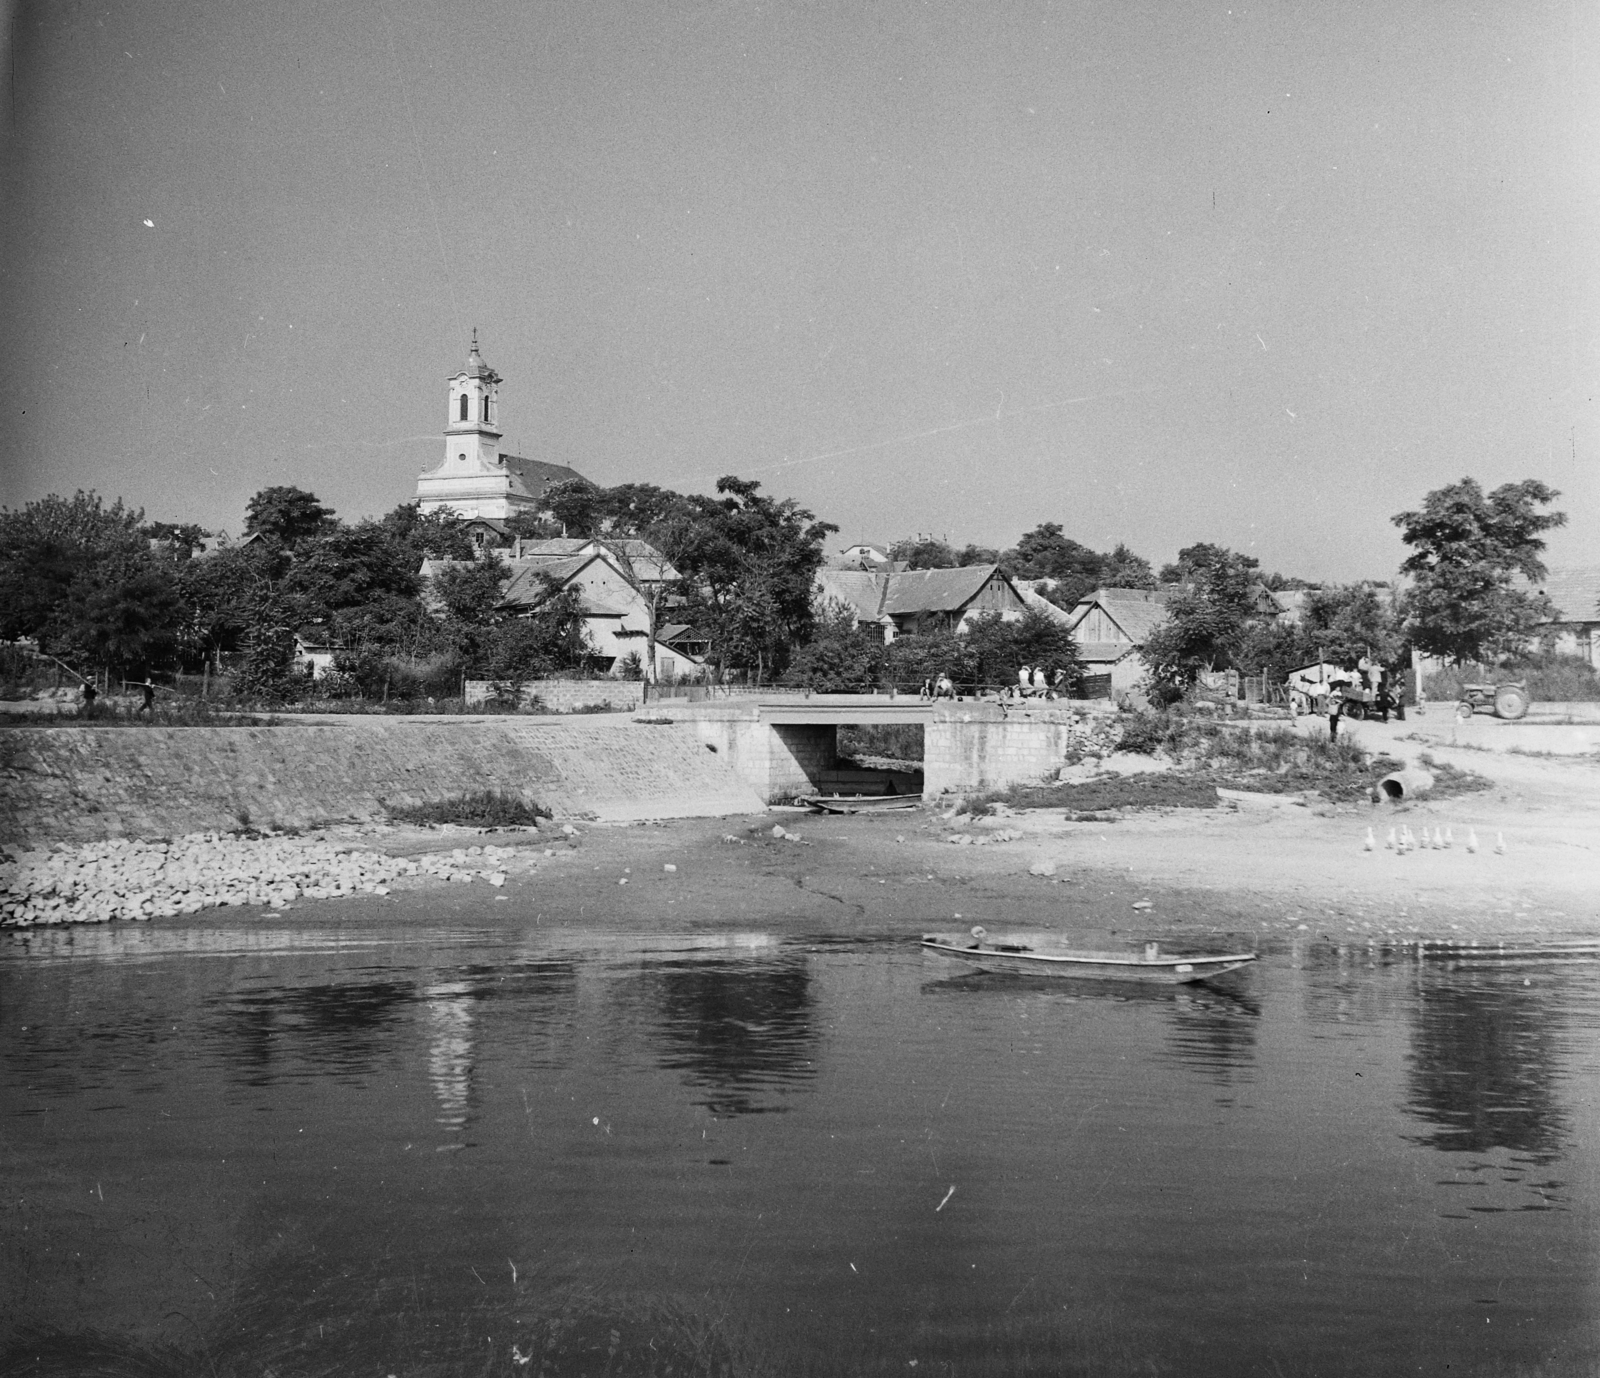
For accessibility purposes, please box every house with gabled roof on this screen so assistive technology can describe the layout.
[1063,586,1178,697]
[420,546,702,680]
[1530,568,1600,664]
[509,536,679,589]
[813,565,1026,641]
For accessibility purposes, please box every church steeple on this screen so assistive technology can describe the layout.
[448,329,502,437]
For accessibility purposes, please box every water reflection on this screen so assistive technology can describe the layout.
[214,978,418,1084]
[920,974,1261,1087]
[1163,986,1259,1084]
[424,980,474,1142]
[1405,970,1568,1164]
[642,958,816,1116]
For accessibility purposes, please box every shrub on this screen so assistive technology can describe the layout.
[1116,710,1169,755]
[1424,652,1600,703]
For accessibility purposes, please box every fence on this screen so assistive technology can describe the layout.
[464,679,647,713]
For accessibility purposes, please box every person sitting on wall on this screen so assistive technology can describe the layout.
[1032,665,1049,698]
[934,672,955,701]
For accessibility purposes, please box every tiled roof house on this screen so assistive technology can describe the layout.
[1064,586,1177,696]
[1531,568,1600,664]
[815,565,1027,641]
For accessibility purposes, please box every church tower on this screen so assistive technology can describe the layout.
[444,329,503,472]
[415,332,586,521]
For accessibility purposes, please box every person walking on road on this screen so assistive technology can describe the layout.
[137,678,156,715]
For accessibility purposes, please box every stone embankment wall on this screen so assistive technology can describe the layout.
[0,720,763,847]
[924,701,1119,797]
[463,679,646,712]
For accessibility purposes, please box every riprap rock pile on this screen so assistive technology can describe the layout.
[0,833,492,927]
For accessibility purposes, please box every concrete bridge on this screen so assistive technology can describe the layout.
[640,693,1118,803]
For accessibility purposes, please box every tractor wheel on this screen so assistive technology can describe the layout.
[1493,685,1530,720]
[1343,702,1366,721]
[1456,700,1476,721]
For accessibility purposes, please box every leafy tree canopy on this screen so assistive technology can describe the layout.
[889,536,958,570]
[1142,544,1266,697]
[244,486,336,548]
[0,491,185,672]
[1393,478,1565,663]
[378,502,477,561]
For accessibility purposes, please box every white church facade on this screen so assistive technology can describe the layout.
[414,333,584,520]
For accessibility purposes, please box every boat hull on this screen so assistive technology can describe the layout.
[921,936,1258,985]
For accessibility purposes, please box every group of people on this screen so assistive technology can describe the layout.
[918,664,1069,702]
[1011,664,1069,700]
[1294,657,1404,739]
[77,677,157,715]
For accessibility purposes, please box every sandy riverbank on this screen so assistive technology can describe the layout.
[6,707,1596,948]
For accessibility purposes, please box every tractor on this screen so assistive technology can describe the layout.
[1455,679,1530,721]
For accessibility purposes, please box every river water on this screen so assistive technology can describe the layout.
[3,918,1598,1377]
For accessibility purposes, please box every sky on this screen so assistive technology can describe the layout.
[2,0,1596,582]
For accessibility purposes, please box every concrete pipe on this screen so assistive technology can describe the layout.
[1376,767,1435,802]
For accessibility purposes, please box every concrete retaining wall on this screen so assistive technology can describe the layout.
[667,711,840,801]
[925,702,1117,797]
[463,679,646,713]
[0,720,764,846]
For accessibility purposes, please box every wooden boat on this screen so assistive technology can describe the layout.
[801,793,922,814]
[921,929,1258,985]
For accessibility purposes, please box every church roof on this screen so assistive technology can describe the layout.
[499,455,586,502]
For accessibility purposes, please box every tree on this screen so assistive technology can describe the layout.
[282,523,423,619]
[889,536,957,570]
[176,541,286,669]
[1302,584,1403,667]
[882,628,975,691]
[53,549,187,677]
[432,553,510,627]
[1141,544,1263,698]
[1393,478,1566,664]
[540,478,608,537]
[378,502,477,561]
[1099,543,1156,590]
[0,491,151,650]
[962,608,1085,692]
[781,599,885,691]
[1005,523,1103,589]
[244,486,336,548]
[672,477,837,681]
[473,583,591,679]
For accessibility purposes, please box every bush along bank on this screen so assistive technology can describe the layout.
[0,833,526,928]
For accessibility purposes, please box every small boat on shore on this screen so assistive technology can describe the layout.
[801,793,922,814]
[921,929,1259,985]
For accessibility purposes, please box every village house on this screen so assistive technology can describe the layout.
[414,333,585,526]
[1064,586,1178,697]
[418,544,702,682]
[291,626,341,680]
[814,564,1027,642]
[1530,568,1600,664]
